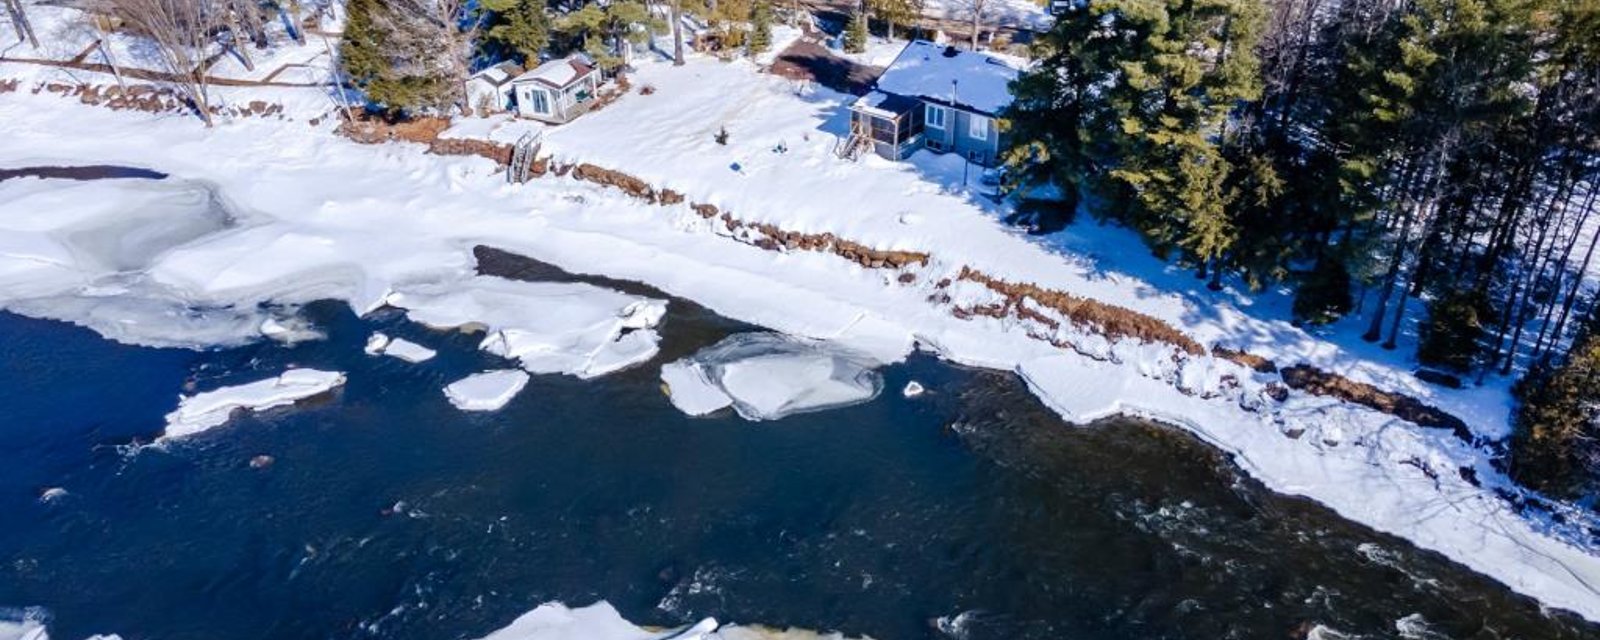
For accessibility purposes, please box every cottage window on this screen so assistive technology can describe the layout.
[925,104,947,129]
[527,88,550,114]
[969,114,990,140]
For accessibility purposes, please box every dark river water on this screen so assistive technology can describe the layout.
[1,253,1597,640]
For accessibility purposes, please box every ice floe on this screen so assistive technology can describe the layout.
[386,276,665,379]
[0,607,49,640]
[472,601,867,640]
[160,369,346,440]
[444,370,530,412]
[363,332,436,363]
[659,333,883,421]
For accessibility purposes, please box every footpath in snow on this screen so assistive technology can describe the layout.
[2,50,1600,622]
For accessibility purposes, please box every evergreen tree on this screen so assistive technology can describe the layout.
[338,0,457,113]
[1512,314,1600,499]
[867,0,920,40]
[482,0,550,63]
[1006,0,1267,282]
[553,0,659,70]
[749,0,773,55]
[842,8,868,53]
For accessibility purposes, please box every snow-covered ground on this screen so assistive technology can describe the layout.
[160,369,346,440]
[4,40,1600,625]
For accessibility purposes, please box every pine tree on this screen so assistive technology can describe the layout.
[482,0,550,63]
[842,8,868,53]
[867,0,920,41]
[553,0,659,71]
[749,0,773,55]
[338,0,464,114]
[1512,314,1600,499]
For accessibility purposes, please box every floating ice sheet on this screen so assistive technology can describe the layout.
[660,333,883,421]
[160,369,346,441]
[471,601,867,640]
[386,276,665,379]
[444,370,530,412]
[363,332,436,363]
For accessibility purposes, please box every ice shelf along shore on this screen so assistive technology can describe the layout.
[160,369,346,441]
[4,51,1600,621]
[471,601,867,640]
[659,333,883,421]
[444,370,531,412]
[385,277,666,379]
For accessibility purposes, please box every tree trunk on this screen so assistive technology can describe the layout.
[1364,209,1414,342]
[288,0,307,44]
[226,9,256,72]
[672,0,685,65]
[1546,186,1600,359]
[4,0,39,49]
[969,1,980,50]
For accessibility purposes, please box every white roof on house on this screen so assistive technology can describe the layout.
[471,62,521,86]
[873,41,1023,116]
[512,55,596,89]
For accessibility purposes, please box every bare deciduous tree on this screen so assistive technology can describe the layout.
[956,0,990,50]
[4,0,40,48]
[112,0,219,125]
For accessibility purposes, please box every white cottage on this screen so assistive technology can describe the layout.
[508,55,602,124]
[465,61,522,116]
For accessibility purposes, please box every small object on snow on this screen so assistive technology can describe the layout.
[903,381,925,398]
[39,487,68,503]
[249,454,275,469]
[729,162,743,174]
[772,141,788,154]
[714,126,729,145]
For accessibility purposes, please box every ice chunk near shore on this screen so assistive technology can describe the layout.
[472,601,870,640]
[385,276,666,379]
[0,607,49,640]
[444,370,530,411]
[660,333,883,421]
[472,601,700,640]
[160,369,346,441]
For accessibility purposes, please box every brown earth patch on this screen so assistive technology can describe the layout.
[1212,346,1278,373]
[955,267,1206,356]
[338,114,513,165]
[1280,365,1471,439]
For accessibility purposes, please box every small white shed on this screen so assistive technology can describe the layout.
[465,61,522,116]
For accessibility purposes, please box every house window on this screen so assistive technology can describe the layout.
[527,88,550,114]
[926,104,947,129]
[969,114,990,140]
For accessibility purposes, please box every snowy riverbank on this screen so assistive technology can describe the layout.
[3,51,1600,623]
